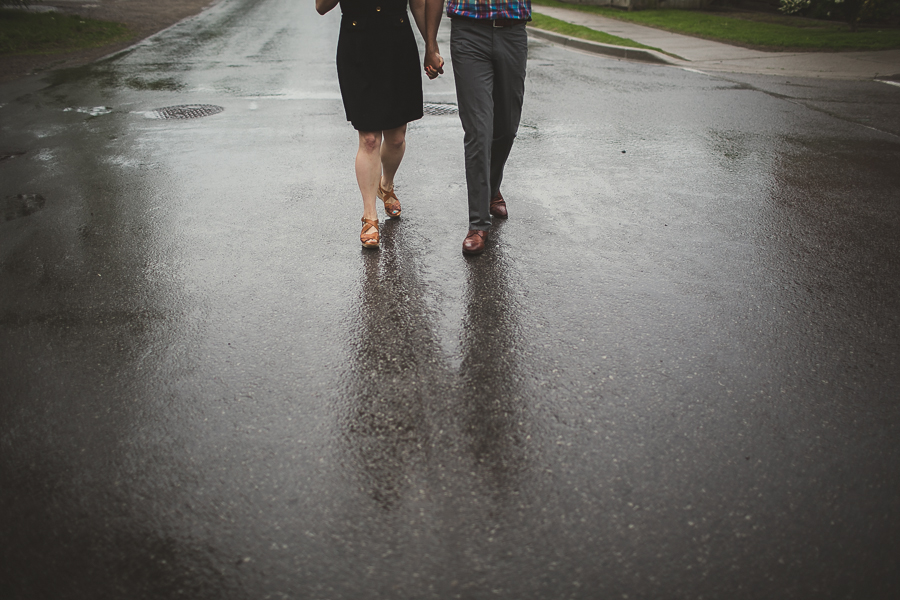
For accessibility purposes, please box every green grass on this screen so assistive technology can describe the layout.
[0,9,131,55]
[529,13,679,56]
[531,0,900,51]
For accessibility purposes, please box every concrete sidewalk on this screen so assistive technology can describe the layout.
[530,5,900,80]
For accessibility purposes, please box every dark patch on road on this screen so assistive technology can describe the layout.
[4,194,46,222]
[0,150,26,162]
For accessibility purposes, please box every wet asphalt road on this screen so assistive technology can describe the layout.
[2,0,900,598]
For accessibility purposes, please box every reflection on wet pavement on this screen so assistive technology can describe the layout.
[459,232,531,499]
[342,219,443,510]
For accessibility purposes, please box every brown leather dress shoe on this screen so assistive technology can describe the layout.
[489,191,508,219]
[462,229,487,255]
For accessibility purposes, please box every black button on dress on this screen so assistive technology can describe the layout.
[336,0,424,131]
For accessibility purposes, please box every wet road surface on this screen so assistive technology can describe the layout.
[2,0,900,598]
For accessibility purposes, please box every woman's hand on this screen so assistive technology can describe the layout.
[424,50,443,80]
[315,0,339,15]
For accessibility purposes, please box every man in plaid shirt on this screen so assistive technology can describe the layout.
[424,0,532,255]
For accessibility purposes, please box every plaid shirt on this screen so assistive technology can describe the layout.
[447,0,531,21]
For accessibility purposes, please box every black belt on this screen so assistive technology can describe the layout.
[450,14,525,28]
[343,11,408,28]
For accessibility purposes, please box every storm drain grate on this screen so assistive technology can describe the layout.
[424,102,458,116]
[147,104,224,120]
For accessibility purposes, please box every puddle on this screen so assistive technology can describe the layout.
[63,106,113,116]
[124,77,185,92]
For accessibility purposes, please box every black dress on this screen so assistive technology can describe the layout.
[336,0,423,131]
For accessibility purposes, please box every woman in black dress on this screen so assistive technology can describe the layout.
[316,0,427,248]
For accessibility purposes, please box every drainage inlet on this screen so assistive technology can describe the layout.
[147,105,224,120]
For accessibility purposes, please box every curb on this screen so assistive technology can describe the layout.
[527,26,679,66]
[98,0,226,61]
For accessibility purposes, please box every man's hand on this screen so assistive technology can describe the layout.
[424,50,444,80]
[423,0,444,79]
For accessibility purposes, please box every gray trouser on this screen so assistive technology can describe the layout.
[450,18,527,230]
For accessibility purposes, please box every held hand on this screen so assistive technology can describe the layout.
[424,51,444,80]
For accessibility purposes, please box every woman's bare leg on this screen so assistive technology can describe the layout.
[356,130,383,221]
[380,124,407,191]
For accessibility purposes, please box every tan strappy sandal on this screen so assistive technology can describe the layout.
[377,184,401,218]
[360,217,379,248]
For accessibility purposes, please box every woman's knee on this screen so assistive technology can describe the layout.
[359,131,382,153]
[382,127,407,150]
